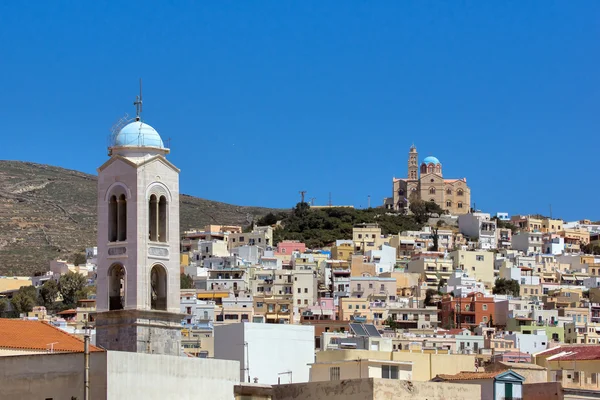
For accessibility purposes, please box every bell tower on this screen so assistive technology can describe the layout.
[95,87,183,356]
[408,144,418,181]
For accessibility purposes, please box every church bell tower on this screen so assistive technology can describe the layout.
[408,144,418,181]
[94,87,183,356]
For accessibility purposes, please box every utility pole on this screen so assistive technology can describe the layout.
[83,321,91,400]
[367,195,371,209]
[299,191,307,204]
[310,197,316,206]
[328,192,332,207]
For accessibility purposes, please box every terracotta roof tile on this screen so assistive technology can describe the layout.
[0,319,103,353]
[435,370,507,381]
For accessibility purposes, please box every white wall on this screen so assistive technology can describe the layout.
[106,351,239,400]
[504,333,548,355]
[215,323,315,385]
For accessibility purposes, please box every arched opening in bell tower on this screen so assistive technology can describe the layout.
[149,194,158,241]
[158,195,167,242]
[108,263,126,310]
[150,264,168,310]
[108,190,127,242]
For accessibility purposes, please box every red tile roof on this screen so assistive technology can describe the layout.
[0,319,103,353]
[435,370,507,381]
[540,345,600,361]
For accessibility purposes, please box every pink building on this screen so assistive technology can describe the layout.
[301,297,335,321]
[275,240,306,255]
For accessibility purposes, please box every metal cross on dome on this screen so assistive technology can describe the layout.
[133,78,143,120]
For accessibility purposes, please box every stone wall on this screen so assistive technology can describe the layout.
[523,382,563,400]
[95,309,183,356]
[271,378,480,400]
[0,352,108,400]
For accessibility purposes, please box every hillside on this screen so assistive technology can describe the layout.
[0,161,281,276]
[257,203,423,249]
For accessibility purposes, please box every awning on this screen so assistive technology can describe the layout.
[562,277,575,281]
[575,276,586,281]
[425,274,438,280]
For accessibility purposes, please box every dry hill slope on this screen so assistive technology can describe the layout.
[0,161,281,276]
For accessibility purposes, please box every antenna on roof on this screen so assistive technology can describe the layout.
[134,78,143,121]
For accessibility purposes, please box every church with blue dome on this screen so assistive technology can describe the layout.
[384,145,471,215]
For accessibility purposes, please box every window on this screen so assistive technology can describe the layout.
[476,255,484,261]
[482,304,487,311]
[592,373,598,385]
[446,201,452,207]
[382,365,399,379]
[298,288,301,294]
[429,187,436,195]
[304,288,308,293]
[446,188,452,195]
[457,189,463,196]
[330,367,340,381]
[297,299,301,305]
[458,202,463,209]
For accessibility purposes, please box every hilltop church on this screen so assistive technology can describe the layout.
[384,145,471,215]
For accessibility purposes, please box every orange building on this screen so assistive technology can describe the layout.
[440,292,496,328]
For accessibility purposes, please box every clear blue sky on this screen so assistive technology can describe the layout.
[1,2,599,220]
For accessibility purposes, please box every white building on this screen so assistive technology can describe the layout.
[365,244,397,274]
[442,269,488,298]
[504,331,548,355]
[511,232,543,255]
[543,235,565,255]
[232,245,264,264]
[458,212,497,250]
[214,323,314,384]
[193,240,229,262]
[496,212,509,221]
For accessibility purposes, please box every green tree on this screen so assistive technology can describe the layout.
[424,289,440,306]
[430,226,440,251]
[0,298,9,316]
[492,278,520,297]
[71,252,87,266]
[38,280,59,311]
[410,199,445,224]
[59,272,87,307]
[258,212,279,226]
[180,273,194,289]
[384,315,399,331]
[11,286,38,315]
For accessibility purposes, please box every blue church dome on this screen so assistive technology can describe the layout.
[423,156,441,165]
[114,121,164,148]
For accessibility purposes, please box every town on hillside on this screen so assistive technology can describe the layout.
[0,104,598,400]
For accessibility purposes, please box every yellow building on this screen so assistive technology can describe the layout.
[565,322,600,345]
[449,250,495,287]
[331,242,353,261]
[311,349,477,382]
[541,218,564,233]
[535,345,600,390]
[352,223,386,253]
[406,252,454,289]
[386,145,471,215]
